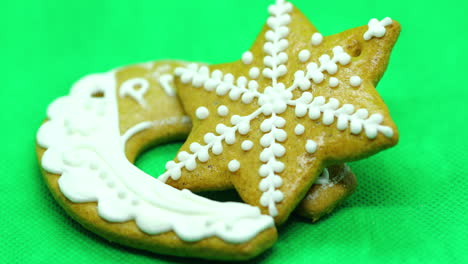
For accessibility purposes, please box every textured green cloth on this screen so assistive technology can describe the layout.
[1,0,466,263]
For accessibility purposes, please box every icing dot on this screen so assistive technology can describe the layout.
[225,223,234,231]
[228,160,240,172]
[305,140,317,154]
[117,191,127,199]
[241,140,253,151]
[205,219,214,227]
[89,160,99,170]
[98,171,108,179]
[242,51,253,65]
[329,77,339,88]
[249,67,260,79]
[294,124,305,135]
[107,181,116,188]
[273,129,287,142]
[212,142,223,155]
[350,76,362,87]
[311,32,323,46]
[217,105,229,116]
[298,50,311,62]
[195,106,209,120]
[248,80,259,90]
[131,199,140,206]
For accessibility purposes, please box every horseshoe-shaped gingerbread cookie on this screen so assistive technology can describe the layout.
[36,62,277,261]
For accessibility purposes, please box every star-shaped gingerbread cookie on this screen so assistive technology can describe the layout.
[162,0,400,224]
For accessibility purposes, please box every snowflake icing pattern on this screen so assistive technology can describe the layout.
[159,0,394,216]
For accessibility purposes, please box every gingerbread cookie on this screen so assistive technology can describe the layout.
[163,0,400,224]
[36,61,277,260]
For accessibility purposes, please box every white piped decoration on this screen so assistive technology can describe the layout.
[175,64,261,105]
[228,160,241,172]
[241,140,254,151]
[293,94,393,138]
[298,50,311,62]
[294,124,305,135]
[37,71,274,244]
[249,67,260,79]
[363,17,393,40]
[217,105,229,117]
[311,32,323,46]
[329,77,339,88]
[172,0,394,217]
[305,140,317,154]
[119,78,149,108]
[314,168,330,184]
[196,106,209,120]
[158,74,176,96]
[350,76,362,87]
[242,51,253,65]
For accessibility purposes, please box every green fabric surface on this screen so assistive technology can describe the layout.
[1,0,466,263]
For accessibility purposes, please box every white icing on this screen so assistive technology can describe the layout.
[121,116,190,151]
[121,121,153,150]
[241,140,253,151]
[313,165,349,186]
[119,78,149,108]
[153,64,170,72]
[262,0,291,82]
[306,167,338,201]
[138,61,155,70]
[293,93,393,139]
[329,77,339,88]
[363,17,393,41]
[350,76,362,87]
[195,106,209,120]
[314,168,330,184]
[311,32,323,46]
[217,105,229,117]
[175,64,261,105]
[249,67,260,79]
[172,0,395,217]
[228,160,240,172]
[298,50,311,62]
[242,51,253,65]
[37,72,273,243]
[294,124,305,135]
[305,140,317,154]
[158,74,176,96]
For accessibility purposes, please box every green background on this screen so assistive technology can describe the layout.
[1,0,466,263]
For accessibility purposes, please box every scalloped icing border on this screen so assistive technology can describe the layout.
[36,70,274,244]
